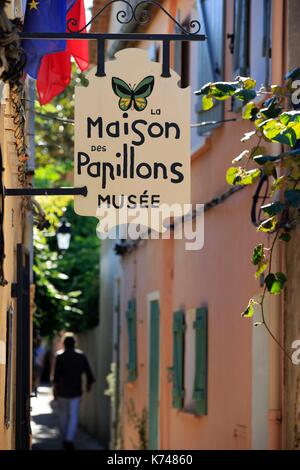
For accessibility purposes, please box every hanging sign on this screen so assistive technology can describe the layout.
[74,48,190,233]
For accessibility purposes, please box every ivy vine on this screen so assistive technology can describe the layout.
[195,68,300,361]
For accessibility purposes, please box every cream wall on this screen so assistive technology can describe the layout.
[0,83,32,449]
[0,2,33,449]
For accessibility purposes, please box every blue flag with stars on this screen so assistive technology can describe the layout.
[22,0,67,79]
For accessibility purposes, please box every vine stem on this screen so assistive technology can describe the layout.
[259,230,293,362]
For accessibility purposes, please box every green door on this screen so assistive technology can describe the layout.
[148,299,160,450]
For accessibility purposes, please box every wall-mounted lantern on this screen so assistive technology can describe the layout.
[56,218,71,251]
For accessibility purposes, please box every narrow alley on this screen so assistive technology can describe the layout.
[31,387,103,450]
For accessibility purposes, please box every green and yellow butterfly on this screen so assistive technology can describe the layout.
[111,75,155,112]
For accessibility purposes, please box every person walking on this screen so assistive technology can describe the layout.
[53,334,95,450]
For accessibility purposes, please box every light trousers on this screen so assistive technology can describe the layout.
[57,396,81,442]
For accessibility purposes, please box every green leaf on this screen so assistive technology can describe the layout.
[285,67,300,81]
[260,97,282,119]
[237,76,257,89]
[35,102,57,114]
[252,244,268,279]
[280,232,291,243]
[271,176,286,193]
[257,217,277,233]
[226,167,240,185]
[243,102,258,120]
[234,88,257,102]
[226,167,261,186]
[210,82,237,99]
[252,244,264,266]
[265,272,287,295]
[280,111,300,125]
[263,122,297,147]
[250,146,267,158]
[261,201,285,216]
[285,189,300,208]
[239,168,261,185]
[253,154,280,165]
[287,148,300,157]
[242,299,257,318]
[255,262,268,280]
[202,95,214,111]
[278,128,297,147]
[260,107,282,119]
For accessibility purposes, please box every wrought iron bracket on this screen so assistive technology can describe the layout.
[19,0,206,78]
[4,187,88,197]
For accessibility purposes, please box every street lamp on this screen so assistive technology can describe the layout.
[56,218,71,251]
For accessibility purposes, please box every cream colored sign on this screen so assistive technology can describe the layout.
[74,48,190,232]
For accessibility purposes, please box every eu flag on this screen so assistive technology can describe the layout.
[22,0,67,79]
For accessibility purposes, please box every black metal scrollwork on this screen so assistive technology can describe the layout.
[67,0,201,35]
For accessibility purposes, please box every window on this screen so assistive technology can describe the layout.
[233,0,250,78]
[195,0,225,134]
[249,0,272,88]
[231,0,272,88]
[148,43,160,63]
[126,299,137,382]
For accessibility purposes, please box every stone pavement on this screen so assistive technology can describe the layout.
[31,386,103,450]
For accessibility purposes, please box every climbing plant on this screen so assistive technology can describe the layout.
[195,68,300,359]
[126,399,148,450]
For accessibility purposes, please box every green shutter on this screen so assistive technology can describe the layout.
[193,306,208,415]
[172,311,185,409]
[195,0,225,134]
[126,299,137,382]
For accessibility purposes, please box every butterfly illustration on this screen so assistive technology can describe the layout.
[111,75,155,111]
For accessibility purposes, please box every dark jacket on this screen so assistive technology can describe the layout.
[54,348,95,398]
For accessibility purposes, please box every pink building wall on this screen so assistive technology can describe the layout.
[118,0,285,450]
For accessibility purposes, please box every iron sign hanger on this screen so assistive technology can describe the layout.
[5,0,207,198]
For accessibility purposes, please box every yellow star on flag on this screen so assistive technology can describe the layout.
[29,0,39,10]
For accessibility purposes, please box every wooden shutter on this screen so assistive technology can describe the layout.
[126,299,137,382]
[193,306,208,415]
[172,311,185,409]
[262,0,272,86]
[233,0,250,77]
[195,0,225,134]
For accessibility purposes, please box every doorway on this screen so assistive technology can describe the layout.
[15,244,31,450]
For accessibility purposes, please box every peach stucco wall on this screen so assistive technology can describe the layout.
[118,0,285,450]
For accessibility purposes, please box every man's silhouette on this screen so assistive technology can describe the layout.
[53,334,95,450]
